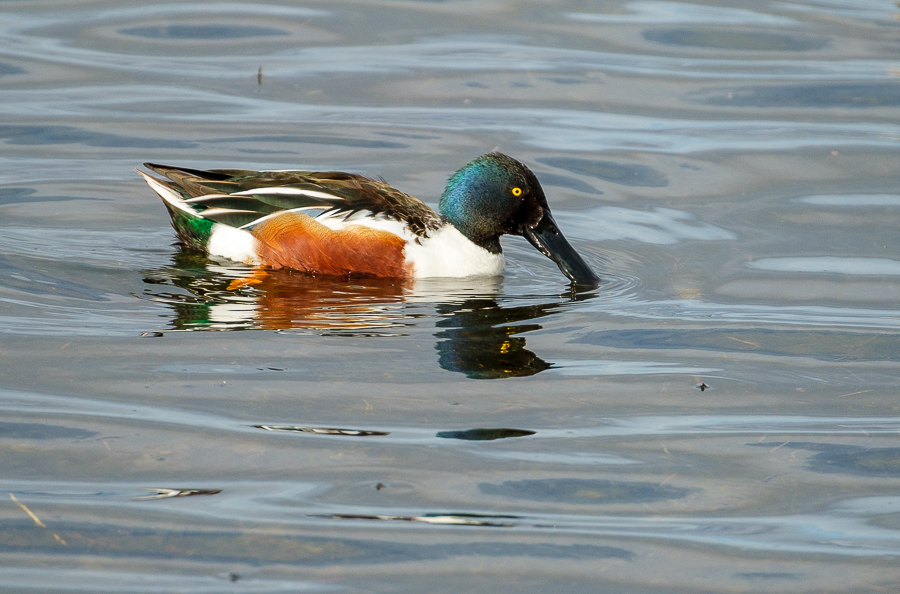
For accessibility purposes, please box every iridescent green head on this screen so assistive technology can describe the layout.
[439,153,599,287]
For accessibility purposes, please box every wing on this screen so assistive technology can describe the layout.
[142,163,442,236]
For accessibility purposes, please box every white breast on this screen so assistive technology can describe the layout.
[404,225,505,279]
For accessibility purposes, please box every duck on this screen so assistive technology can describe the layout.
[138,152,599,287]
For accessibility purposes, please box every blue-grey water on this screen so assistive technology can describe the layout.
[2,0,899,591]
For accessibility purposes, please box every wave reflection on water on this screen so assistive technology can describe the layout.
[2,89,897,156]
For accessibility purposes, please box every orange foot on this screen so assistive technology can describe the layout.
[227,270,267,291]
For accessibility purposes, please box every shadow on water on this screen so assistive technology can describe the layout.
[140,248,595,379]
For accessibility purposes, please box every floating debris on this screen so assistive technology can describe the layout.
[10,493,45,527]
[9,493,67,545]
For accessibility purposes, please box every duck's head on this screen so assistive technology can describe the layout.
[439,153,600,287]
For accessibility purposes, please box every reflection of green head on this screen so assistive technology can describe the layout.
[434,298,556,379]
[439,153,547,254]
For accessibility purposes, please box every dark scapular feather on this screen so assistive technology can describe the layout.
[142,162,442,237]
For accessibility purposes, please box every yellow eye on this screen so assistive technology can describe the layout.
[511,187,522,196]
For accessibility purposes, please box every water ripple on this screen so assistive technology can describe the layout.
[0,87,895,154]
[566,2,799,25]
[5,476,900,558]
[2,10,894,82]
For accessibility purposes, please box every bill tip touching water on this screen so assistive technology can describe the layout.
[138,152,600,288]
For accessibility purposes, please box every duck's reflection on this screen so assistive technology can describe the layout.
[141,249,593,378]
[435,300,554,379]
[143,250,410,334]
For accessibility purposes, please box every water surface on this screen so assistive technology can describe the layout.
[1,0,899,592]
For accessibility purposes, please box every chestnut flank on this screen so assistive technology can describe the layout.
[251,212,411,278]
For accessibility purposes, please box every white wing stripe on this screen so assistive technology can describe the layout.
[233,187,339,200]
[184,194,246,203]
[195,208,257,217]
[237,207,329,229]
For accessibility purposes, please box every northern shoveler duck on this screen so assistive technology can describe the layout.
[138,152,599,287]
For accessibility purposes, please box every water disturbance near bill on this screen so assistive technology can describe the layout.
[1,0,899,592]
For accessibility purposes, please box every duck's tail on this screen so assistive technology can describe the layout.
[137,169,215,250]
